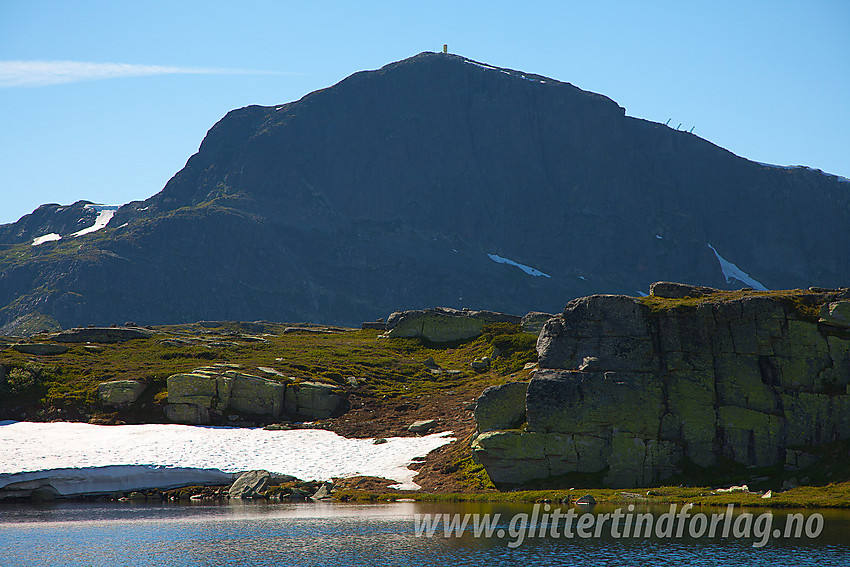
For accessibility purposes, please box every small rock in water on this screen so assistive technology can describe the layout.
[229,470,271,498]
[289,487,309,500]
[312,482,334,500]
[576,495,597,506]
[373,438,388,445]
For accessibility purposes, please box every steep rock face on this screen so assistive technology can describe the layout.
[2,52,850,330]
[472,287,850,488]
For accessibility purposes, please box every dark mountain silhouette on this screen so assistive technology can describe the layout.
[1,52,848,333]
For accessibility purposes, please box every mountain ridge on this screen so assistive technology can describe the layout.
[1,51,848,333]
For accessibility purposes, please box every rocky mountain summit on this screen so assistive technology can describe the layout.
[472,284,850,488]
[2,52,850,332]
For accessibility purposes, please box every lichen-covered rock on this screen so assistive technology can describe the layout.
[475,382,528,432]
[527,370,663,438]
[604,433,682,487]
[283,381,344,420]
[385,307,520,343]
[476,289,850,488]
[165,402,210,425]
[536,295,653,371]
[167,372,232,416]
[471,431,549,485]
[164,366,344,424]
[717,406,784,467]
[227,372,285,419]
[98,380,146,407]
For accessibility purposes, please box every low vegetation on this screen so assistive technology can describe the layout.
[0,321,536,423]
[3,317,849,508]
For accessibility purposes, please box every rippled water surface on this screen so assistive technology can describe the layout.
[1,501,848,566]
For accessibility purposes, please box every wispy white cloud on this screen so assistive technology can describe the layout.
[0,60,284,88]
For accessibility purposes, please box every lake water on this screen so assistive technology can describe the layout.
[1,500,848,566]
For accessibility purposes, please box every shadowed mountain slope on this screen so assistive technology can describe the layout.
[1,52,848,332]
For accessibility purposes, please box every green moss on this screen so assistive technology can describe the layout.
[330,480,850,508]
[454,455,496,490]
[639,288,830,323]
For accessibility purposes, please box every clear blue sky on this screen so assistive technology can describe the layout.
[1,0,848,224]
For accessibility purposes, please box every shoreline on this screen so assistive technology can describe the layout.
[3,479,849,510]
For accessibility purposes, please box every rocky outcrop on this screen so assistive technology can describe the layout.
[53,327,154,343]
[98,380,146,407]
[474,382,528,432]
[283,381,345,420]
[384,308,520,343]
[229,373,285,418]
[12,343,68,355]
[520,312,554,335]
[166,367,284,424]
[473,288,850,488]
[165,365,344,425]
[648,282,720,299]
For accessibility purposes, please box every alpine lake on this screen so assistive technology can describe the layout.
[1,500,848,566]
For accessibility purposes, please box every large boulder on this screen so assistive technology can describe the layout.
[12,343,69,355]
[649,281,719,299]
[165,368,287,424]
[97,380,146,407]
[385,307,520,343]
[283,381,345,420]
[474,381,528,432]
[166,371,233,424]
[167,373,231,411]
[53,326,154,343]
[536,295,653,371]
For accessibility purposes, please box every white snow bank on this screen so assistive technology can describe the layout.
[463,59,545,85]
[71,205,119,237]
[755,162,850,183]
[32,233,62,246]
[0,421,454,494]
[2,466,235,496]
[707,244,768,291]
[487,253,551,278]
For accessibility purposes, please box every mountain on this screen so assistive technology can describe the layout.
[1,52,849,333]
